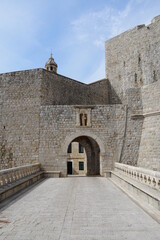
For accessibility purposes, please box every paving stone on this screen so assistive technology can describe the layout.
[0,177,160,240]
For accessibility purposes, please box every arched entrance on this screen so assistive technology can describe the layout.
[62,132,105,176]
[66,135,101,176]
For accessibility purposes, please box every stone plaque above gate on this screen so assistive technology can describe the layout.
[74,106,94,127]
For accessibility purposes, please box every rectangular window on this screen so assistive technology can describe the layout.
[79,144,84,153]
[67,143,72,153]
[79,161,84,170]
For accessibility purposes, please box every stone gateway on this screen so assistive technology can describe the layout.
[0,16,160,177]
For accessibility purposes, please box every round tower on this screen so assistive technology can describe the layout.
[45,53,58,73]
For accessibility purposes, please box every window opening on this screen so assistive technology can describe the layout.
[79,144,84,153]
[79,162,84,171]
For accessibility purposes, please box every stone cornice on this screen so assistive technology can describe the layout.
[131,111,160,119]
[74,105,95,109]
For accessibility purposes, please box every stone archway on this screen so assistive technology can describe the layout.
[62,132,105,176]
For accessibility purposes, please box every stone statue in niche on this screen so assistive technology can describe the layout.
[80,113,87,126]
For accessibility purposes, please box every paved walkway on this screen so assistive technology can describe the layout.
[0,177,160,240]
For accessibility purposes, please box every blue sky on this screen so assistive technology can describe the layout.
[0,0,160,83]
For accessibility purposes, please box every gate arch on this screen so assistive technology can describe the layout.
[62,132,105,176]
[63,132,105,155]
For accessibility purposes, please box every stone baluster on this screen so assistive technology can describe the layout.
[0,175,5,186]
[19,170,22,179]
[33,167,36,173]
[22,170,25,178]
[115,163,160,191]
[144,175,147,183]
[152,178,156,187]
[4,173,9,185]
[17,171,20,180]
[12,172,16,182]
[140,174,143,182]
[8,173,13,184]
[15,171,19,181]
[148,176,151,185]
[0,164,41,187]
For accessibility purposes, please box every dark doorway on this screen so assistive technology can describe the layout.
[67,161,72,174]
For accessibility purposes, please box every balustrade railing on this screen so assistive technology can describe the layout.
[114,162,160,190]
[0,163,41,188]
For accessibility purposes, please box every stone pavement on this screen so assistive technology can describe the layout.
[0,177,160,240]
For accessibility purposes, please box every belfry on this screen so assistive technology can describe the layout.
[45,53,58,73]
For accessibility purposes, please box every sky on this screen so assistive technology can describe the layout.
[0,0,160,83]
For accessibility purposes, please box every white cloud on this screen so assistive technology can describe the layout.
[71,1,132,49]
[110,2,132,37]
[70,1,132,82]
[69,0,160,83]
[1,0,160,82]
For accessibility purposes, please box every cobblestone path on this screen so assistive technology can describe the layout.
[0,177,160,240]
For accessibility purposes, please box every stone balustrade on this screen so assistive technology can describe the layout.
[115,162,160,190]
[0,163,41,187]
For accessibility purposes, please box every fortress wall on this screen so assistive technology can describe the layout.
[0,69,42,169]
[41,70,109,105]
[39,105,125,176]
[137,81,160,170]
[0,83,3,145]
[118,88,143,166]
[141,81,160,113]
[138,115,160,171]
[88,79,109,104]
[105,16,160,170]
[105,16,160,103]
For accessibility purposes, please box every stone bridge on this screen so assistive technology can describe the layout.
[0,163,160,240]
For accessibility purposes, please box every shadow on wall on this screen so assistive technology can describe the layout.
[107,80,122,104]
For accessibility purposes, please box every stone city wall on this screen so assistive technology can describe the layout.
[119,88,143,166]
[137,80,160,171]
[105,15,160,170]
[0,69,42,169]
[41,70,109,105]
[1,15,160,173]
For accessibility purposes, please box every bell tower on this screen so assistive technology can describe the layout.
[45,53,58,73]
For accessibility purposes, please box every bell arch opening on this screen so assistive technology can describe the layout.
[67,135,100,176]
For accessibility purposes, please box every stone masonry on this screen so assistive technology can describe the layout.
[0,15,160,174]
[105,15,160,171]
